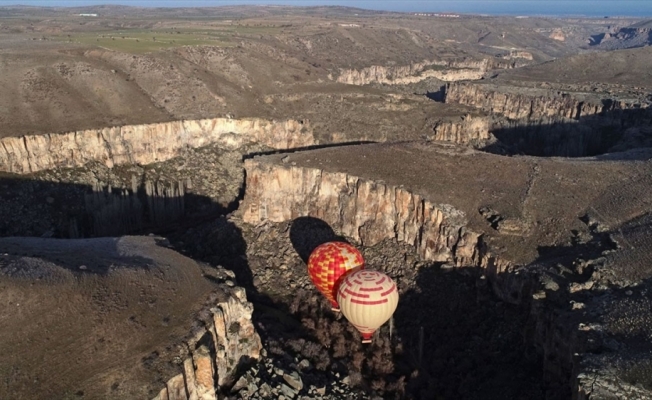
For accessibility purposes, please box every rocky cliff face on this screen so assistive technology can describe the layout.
[589,26,652,49]
[335,58,518,86]
[0,118,314,174]
[430,113,492,145]
[442,82,652,156]
[444,82,634,120]
[446,81,651,119]
[549,28,566,41]
[153,287,262,400]
[241,158,508,273]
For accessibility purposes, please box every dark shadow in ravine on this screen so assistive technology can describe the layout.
[243,140,377,160]
[392,264,548,400]
[475,106,652,158]
[424,85,446,102]
[0,175,238,239]
[167,214,376,398]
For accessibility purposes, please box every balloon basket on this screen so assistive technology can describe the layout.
[361,338,372,344]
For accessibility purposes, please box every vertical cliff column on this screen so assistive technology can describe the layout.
[152,287,261,400]
[241,158,503,270]
[0,117,316,174]
[209,288,261,388]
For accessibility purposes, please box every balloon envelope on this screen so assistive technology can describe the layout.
[307,241,364,310]
[337,270,399,343]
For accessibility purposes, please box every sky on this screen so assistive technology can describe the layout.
[1,0,652,17]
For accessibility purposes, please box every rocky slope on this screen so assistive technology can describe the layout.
[588,24,652,50]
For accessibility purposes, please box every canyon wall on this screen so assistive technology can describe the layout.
[440,82,652,156]
[0,118,315,174]
[430,114,492,144]
[240,159,509,274]
[335,58,519,86]
[238,158,652,399]
[446,82,612,120]
[153,287,262,400]
[445,82,650,120]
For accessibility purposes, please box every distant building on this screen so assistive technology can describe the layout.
[413,13,460,18]
[78,13,98,17]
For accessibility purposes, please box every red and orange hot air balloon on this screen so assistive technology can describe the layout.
[307,241,365,311]
[337,270,399,343]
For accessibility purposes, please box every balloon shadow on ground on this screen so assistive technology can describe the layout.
[289,216,349,263]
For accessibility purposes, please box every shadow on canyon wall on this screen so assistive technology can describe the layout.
[0,175,239,239]
[482,107,652,158]
[424,85,447,102]
[424,89,652,158]
[244,140,378,160]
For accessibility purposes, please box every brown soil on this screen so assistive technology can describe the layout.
[0,236,220,400]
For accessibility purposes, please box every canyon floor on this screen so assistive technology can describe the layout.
[1,5,652,400]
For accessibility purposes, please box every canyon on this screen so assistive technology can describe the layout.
[1,5,652,400]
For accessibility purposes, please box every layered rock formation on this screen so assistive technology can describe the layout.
[441,82,652,156]
[241,157,500,272]
[430,113,491,145]
[153,287,262,400]
[0,117,314,174]
[444,82,647,120]
[335,58,518,86]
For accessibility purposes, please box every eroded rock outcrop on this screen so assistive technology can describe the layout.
[549,28,566,41]
[444,82,636,120]
[0,117,314,174]
[446,81,652,119]
[430,113,491,145]
[153,287,262,400]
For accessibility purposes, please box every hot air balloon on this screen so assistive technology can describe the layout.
[307,241,365,311]
[337,270,399,343]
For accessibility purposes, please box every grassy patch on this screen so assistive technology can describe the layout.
[51,24,284,53]
[53,29,233,53]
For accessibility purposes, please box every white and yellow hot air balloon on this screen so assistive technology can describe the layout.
[336,269,399,343]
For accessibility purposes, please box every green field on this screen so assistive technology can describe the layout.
[53,25,283,53]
